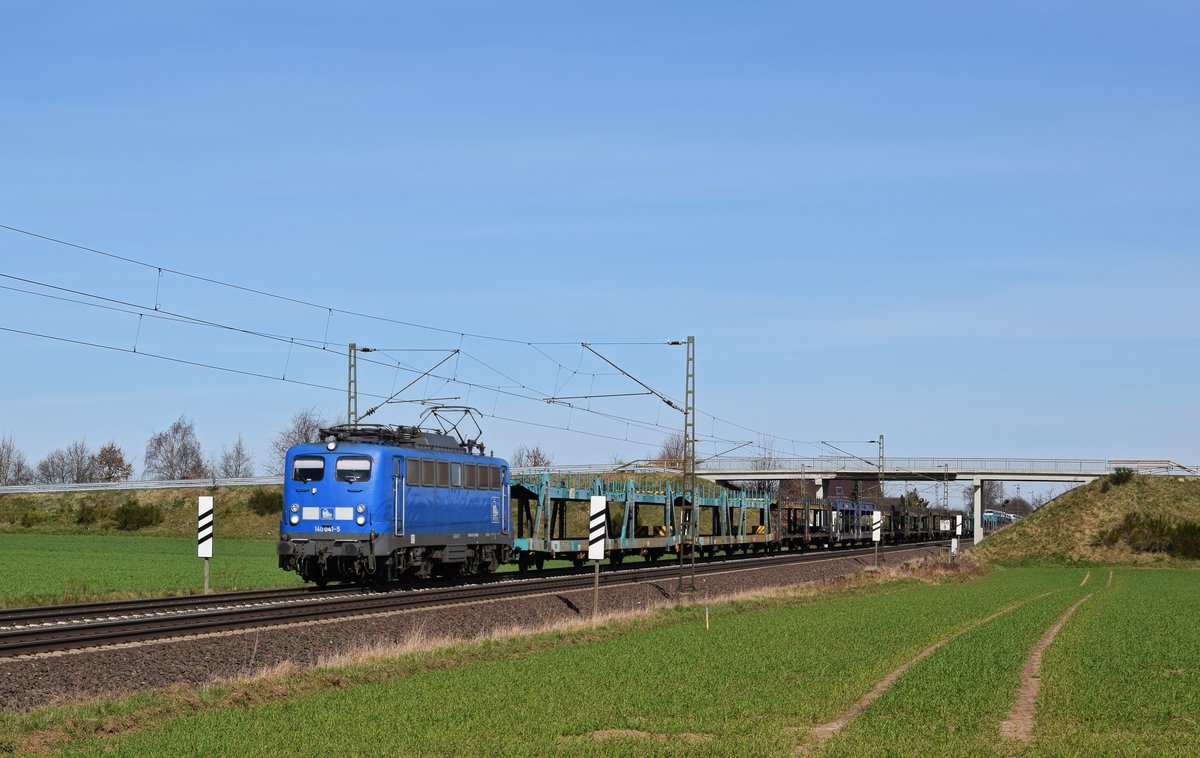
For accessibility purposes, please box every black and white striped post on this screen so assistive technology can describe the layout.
[951,514,962,563]
[589,496,607,618]
[198,496,214,593]
[872,509,883,568]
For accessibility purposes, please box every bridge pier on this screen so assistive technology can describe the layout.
[973,478,983,543]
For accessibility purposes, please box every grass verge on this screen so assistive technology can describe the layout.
[0,533,301,607]
[0,562,1084,756]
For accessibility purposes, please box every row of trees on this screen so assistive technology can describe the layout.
[0,408,335,486]
[1,436,135,486]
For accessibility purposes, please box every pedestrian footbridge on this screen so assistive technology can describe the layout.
[694,457,1196,543]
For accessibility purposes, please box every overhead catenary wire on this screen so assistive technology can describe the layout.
[1,224,823,457]
[359,351,460,421]
[2,314,751,456]
[0,223,663,348]
[0,274,698,440]
[0,271,630,388]
[0,323,673,450]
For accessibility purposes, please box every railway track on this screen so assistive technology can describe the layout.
[0,540,962,658]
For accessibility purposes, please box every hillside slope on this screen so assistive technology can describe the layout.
[0,485,282,540]
[974,474,1200,565]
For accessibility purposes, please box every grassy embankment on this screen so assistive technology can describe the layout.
[0,486,298,606]
[4,565,1196,756]
[974,472,1200,565]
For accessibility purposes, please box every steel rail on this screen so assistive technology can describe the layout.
[0,585,366,627]
[0,541,961,658]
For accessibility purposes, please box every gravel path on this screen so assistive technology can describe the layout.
[0,544,948,712]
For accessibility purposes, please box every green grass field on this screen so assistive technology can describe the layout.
[1034,569,1200,755]
[12,566,1191,757]
[0,533,301,606]
[0,531,631,607]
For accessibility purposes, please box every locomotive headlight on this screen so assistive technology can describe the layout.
[356,515,366,526]
[290,503,300,513]
[326,435,337,451]
[289,514,300,525]
[356,503,366,514]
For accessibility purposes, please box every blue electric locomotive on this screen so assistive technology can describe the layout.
[276,424,511,584]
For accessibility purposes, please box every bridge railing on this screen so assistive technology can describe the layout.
[0,476,283,496]
[695,456,1114,475]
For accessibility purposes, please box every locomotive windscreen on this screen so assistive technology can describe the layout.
[335,457,372,483]
[292,456,325,482]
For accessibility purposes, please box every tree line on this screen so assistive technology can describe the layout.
[0,408,335,486]
[1,411,724,488]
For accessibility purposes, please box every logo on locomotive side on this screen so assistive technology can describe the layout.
[491,497,500,523]
[321,508,334,520]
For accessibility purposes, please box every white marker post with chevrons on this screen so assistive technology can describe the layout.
[872,509,883,568]
[198,496,214,593]
[589,496,607,618]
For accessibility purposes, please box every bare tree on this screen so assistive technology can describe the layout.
[983,480,1006,509]
[90,441,134,482]
[650,432,686,467]
[1005,494,1032,516]
[510,443,553,468]
[777,478,809,502]
[0,435,35,486]
[37,439,95,484]
[267,408,330,475]
[961,481,1006,510]
[144,416,208,480]
[733,436,780,495]
[35,449,70,484]
[217,435,255,478]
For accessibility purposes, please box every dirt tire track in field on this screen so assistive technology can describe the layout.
[999,593,1094,743]
[799,592,1054,754]
[1079,570,1090,587]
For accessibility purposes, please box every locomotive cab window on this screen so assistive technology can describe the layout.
[292,456,325,482]
[335,456,372,483]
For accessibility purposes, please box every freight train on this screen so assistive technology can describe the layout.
[277,422,963,584]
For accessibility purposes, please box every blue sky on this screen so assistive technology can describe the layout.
[2,2,1197,498]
